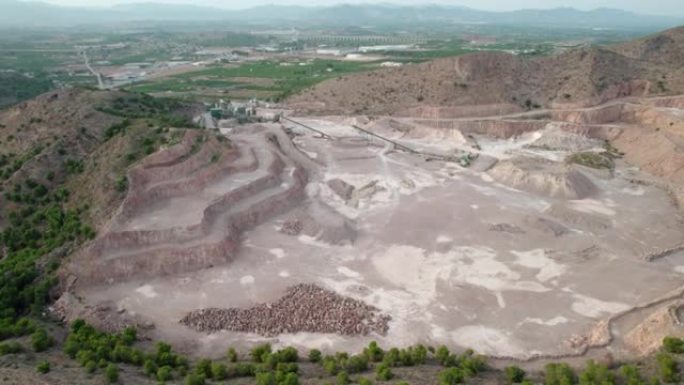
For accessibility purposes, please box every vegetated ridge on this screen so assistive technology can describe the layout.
[288,26,684,116]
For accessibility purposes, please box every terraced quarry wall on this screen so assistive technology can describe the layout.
[64,125,311,288]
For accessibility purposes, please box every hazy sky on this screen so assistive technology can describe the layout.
[38,0,684,16]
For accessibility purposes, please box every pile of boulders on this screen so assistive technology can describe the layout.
[180,284,390,337]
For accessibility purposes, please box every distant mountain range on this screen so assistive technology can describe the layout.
[0,1,683,30]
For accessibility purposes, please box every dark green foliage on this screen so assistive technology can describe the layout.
[157,365,173,381]
[31,328,53,352]
[281,372,300,385]
[308,349,322,363]
[144,359,158,377]
[115,175,128,193]
[233,363,256,377]
[620,365,645,385]
[656,352,679,383]
[211,362,228,380]
[505,366,526,383]
[194,358,212,379]
[364,341,384,362]
[545,363,577,385]
[105,363,119,383]
[252,343,272,363]
[36,360,50,374]
[0,341,23,355]
[439,367,464,385]
[323,356,339,375]
[256,371,277,385]
[274,346,299,362]
[436,345,450,366]
[579,360,615,385]
[375,363,394,381]
[64,159,84,174]
[227,347,238,362]
[184,372,205,385]
[663,337,684,354]
[345,354,369,373]
[337,370,350,385]
[98,94,194,128]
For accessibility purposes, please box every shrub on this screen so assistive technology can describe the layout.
[376,363,394,381]
[620,365,644,385]
[309,349,322,363]
[436,345,450,366]
[506,366,526,383]
[364,341,384,362]
[545,363,577,385]
[144,359,159,377]
[157,365,173,382]
[252,343,272,363]
[281,372,300,385]
[256,371,277,385]
[275,347,299,362]
[211,362,227,380]
[0,341,23,355]
[105,363,119,383]
[227,347,238,362]
[36,360,50,374]
[337,371,351,385]
[31,328,53,352]
[195,358,212,379]
[359,377,373,385]
[345,354,369,373]
[184,373,205,385]
[85,360,97,374]
[323,356,339,375]
[663,337,684,354]
[579,360,615,385]
[439,367,464,385]
[656,352,679,383]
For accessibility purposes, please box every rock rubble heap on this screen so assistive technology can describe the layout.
[180,284,390,337]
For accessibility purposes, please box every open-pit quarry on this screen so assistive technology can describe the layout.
[56,95,684,366]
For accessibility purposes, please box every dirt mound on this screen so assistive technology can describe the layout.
[488,157,598,199]
[624,302,684,356]
[528,124,604,152]
[180,284,390,336]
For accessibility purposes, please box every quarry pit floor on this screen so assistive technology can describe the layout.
[80,116,684,364]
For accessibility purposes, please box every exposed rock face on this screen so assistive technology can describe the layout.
[62,125,311,288]
[180,284,391,337]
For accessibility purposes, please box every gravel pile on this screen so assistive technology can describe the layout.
[180,284,390,336]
